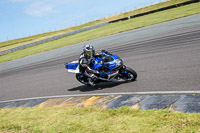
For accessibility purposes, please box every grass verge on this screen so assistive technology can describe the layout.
[0,107,200,132]
[0,0,190,51]
[0,2,200,63]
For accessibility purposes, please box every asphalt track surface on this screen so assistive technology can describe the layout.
[0,14,200,102]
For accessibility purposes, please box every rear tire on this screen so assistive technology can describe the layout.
[76,73,96,86]
[76,73,88,85]
[122,67,137,81]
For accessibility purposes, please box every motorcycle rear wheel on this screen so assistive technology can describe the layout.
[76,73,97,86]
[76,73,88,85]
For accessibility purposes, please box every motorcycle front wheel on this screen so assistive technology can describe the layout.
[121,67,137,81]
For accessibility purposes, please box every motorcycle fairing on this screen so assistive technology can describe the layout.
[91,54,121,71]
[65,53,122,76]
[98,71,119,81]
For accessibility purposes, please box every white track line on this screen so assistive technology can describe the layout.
[0,91,200,104]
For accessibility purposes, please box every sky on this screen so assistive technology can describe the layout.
[0,0,166,42]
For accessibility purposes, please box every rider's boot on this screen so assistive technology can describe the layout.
[88,78,96,86]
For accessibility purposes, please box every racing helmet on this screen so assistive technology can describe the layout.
[83,44,95,57]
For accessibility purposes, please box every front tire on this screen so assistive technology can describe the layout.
[121,67,137,81]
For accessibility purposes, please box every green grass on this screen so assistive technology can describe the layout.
[0,2,200,63]
[0,107,200,132]
[0,0,190,51]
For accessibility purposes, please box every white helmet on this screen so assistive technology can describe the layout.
[83,45,95,57]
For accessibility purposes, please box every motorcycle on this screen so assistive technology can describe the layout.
[65,50,137,86]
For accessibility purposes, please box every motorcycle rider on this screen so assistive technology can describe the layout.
[79,45,100,86]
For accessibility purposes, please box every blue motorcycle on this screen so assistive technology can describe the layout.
[65,50,137,86]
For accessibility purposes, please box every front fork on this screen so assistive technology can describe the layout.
[118,65,127,77]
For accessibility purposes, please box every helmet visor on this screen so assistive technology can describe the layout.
[85,51,92,56]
